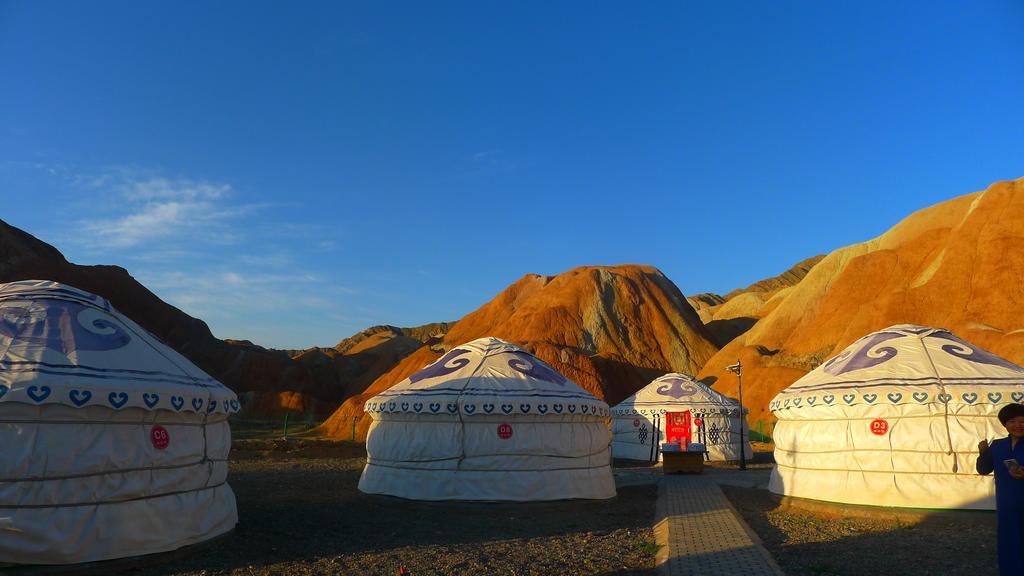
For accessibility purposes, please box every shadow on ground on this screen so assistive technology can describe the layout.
[126,441,658,575]
[722,485,998,576]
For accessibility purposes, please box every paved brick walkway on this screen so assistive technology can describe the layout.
[654,474,784,576]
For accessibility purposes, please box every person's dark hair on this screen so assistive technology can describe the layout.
[998,403,1024,425]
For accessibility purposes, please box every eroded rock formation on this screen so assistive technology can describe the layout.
[699,177,1024,424]
[320,264,719,440]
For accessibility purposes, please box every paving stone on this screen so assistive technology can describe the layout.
[654,474,784,576]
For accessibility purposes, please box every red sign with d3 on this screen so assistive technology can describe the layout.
[497,423,513,440]
[151,425,170,449]
[870,419,889,436]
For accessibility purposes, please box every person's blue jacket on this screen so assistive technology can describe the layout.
[977,436,1024,575]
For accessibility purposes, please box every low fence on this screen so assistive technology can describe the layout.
[749,419,775,443]
[229,413,326,440]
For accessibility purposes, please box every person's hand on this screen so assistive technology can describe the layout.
[979,440,990,455]
[1010,466,1024,480]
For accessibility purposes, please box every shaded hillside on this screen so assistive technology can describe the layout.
[0,218,330,414]
[699,177,1024,424]
[686,293,726,322]
[320,264,719,440]
[0,219,449,416]
[723,255,825,301]
[688,255,825,347]
[287,323,453,405]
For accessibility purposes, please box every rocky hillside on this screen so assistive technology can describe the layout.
[319,264,719,440]
[688,255,824,346]
[0,219,447,416]
[699,177,1024,424]
[282,323,453,409]
[0,218,334,413]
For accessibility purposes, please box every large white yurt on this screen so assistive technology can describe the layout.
[770,324,1024,510]
[359,337,616,501]
[0,280,239,565]
[612,373,753,462]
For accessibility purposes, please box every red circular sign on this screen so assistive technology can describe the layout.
[870,419,889,436]
[497,423,513,440]
[151,425,170,449]
[693,418,703,427]
[633,419,641,428]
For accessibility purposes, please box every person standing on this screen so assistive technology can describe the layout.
[978,403,1024,575]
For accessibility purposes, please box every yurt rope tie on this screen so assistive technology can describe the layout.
[453,346,492,470]
[919,333,958,473]
[111,312,218,476]
[0,458,229,483]
[0,482,229,509]
[0,305,31,375]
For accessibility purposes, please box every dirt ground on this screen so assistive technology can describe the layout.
[27,439,1001,575]
[722,484,998,576]
[129,439,658,576]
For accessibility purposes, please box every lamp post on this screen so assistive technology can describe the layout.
[726,360,746,471]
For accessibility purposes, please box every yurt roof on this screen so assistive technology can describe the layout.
[611,373,745,416]
[771,324,1024,413]
[365,337,608,417]
[0,280,238,414]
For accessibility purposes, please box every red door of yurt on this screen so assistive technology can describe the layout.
[665,411,691,446]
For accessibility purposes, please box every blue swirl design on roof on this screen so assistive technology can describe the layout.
[506,352,566,386]
[0,301,131,354]
[822,331,903,376]
[409,348,473,383]
[932,332,1024,372]
[655,376,700,399]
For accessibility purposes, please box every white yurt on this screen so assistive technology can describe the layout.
[770,324,1024,510]
[359,337,616,501]
[611,373,753,462]
[0,280,239,565]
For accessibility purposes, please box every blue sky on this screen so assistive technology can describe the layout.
[2,1,1022,348]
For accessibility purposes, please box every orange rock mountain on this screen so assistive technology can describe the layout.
[319,265,719,440]
[688,255,824,347]
[699,177,1024,426]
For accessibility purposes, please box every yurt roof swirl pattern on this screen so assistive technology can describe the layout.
[365,337,608,418]
[771,324,1024,412]
[0,280,239,415]
[611,373,746,416]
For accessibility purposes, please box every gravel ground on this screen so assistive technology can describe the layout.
[722,485,998,576]
[126,439,657,576]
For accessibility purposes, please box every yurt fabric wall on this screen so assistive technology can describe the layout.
[769,324,1024,510]
[0,280,239,565]
[611,373,752,462]
[359,337,616,501]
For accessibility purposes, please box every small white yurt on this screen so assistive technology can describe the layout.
[0,280,239,566]
[770,324,1024,510]
[611,373,753,462]
[359,337,615,501]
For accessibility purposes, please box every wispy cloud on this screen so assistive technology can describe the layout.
[31,165,356,347]
[473,150,501,161]
[140,269,339,314]
[446,149,517,182]
[65,168,262,249]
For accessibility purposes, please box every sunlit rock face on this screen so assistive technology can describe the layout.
[699,177,1024,424]
[321,264,719,441]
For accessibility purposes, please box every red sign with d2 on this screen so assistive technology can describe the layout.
[870,419,889,436]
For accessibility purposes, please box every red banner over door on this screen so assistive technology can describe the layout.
[665,411,692,446]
